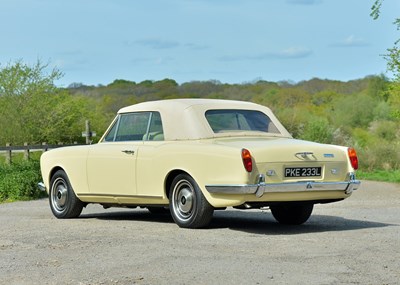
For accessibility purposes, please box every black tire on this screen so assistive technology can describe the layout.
[49,170,83,219]
[169,174,214,228]
[270,203,314,225]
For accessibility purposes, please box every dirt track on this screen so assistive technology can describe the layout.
[0,181,399,285]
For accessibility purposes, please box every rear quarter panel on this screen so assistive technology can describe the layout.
[136,140,250,204]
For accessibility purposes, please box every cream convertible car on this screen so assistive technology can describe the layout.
[39,99,360,228]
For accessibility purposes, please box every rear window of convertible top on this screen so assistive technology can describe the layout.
[205,109,280,134]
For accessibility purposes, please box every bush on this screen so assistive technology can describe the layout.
[0,160,46,202]
[369,120,398,141]
[299,117,334,144]
[330,94,377,129]
[358,141,400,171]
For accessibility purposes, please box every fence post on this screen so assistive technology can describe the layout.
[5,143,12,164]
[42,142,48,152]
[82,120,96,145]
[24,142,30,160]
[85,120,91,145]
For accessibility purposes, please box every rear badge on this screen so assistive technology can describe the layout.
[266,170,276,176]
[324,153,334,158]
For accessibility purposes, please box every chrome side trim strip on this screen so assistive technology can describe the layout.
[78,193,164,199]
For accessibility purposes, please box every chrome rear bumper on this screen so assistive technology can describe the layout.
[205,173,361,198]
[38,182,46,192]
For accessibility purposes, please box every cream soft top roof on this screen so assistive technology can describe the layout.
[117,99,291,140]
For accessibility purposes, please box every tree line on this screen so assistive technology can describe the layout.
[0,61,399,171]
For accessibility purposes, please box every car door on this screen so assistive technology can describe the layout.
[135,112,167,198]
[86,112,151,196]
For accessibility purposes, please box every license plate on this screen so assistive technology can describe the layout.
[284,167,322,178]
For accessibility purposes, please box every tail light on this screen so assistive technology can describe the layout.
[348,147,359,170]
[241,148,253,172]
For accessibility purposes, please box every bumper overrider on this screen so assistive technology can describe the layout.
[38,182,46,192]
[205,172,361,198]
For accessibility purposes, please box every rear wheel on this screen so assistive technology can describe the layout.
[270,203,314,225]
[169,174,214,228]
[49,170,83,219]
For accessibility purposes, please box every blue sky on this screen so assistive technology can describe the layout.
[1,0,399,87]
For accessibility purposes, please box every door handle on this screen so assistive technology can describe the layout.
[122,150,135,155]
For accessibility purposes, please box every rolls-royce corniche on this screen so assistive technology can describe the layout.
[39,99,360,228]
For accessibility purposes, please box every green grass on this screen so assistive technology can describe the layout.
[357,170,400,183]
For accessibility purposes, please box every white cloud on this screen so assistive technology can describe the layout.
[219,46,313,62]
[331,35,369,47]
[129,39,180,49]
[277,47,313,58]
[125,39,208,51]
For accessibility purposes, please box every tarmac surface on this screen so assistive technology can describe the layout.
[0,180,399,284]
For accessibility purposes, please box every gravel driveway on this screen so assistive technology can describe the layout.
[1,180,399,285]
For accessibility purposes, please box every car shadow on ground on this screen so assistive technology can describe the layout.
[210,210,395,235]
[79,208,394,235]
[80,209,175,224]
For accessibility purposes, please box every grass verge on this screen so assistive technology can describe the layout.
[357,170,400,183]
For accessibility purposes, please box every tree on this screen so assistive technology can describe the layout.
[0,60,62,97]
[370,1,400,121]
[0,60,64,144]
[0,60,106,145]
[371,0,400,81]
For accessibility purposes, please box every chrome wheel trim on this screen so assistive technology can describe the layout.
[51,177,69,213]
[172,179,196,222]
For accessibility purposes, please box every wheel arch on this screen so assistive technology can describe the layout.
[166,171,214,228]
[48,166,66,186]
[164,169,190,199]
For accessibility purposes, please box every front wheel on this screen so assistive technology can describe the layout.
[169,174,214,228]
[270,203,314,225]
[49,170,83,219]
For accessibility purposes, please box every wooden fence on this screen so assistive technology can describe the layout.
[0,142,81,164]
